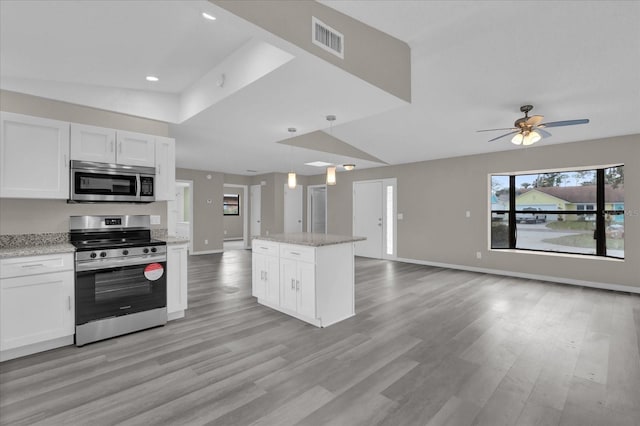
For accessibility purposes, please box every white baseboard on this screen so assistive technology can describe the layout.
[190,249,223,255]
[394,257,640,294]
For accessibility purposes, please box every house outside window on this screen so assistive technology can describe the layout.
[490,166,624,259]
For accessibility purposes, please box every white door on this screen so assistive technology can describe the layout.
[250,184,261,237]
[353,181,384,258]
[284,184,303,233]
[308,185,327,233]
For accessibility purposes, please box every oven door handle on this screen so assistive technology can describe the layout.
[76,255,166,272]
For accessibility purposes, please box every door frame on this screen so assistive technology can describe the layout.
[224,183,250,249]
[167,179,194,253]
[307,184,327,233]
[352,178,397,260]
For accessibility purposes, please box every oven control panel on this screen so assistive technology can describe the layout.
[76,245,167,262]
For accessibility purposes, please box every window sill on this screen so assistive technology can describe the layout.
[489,248,624,262]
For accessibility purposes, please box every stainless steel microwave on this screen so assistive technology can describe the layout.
[70,160,155,203]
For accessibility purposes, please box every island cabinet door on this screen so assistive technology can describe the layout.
[296,261,316,320]
[252,253,267,299]
[280,258,298,312]
[265,255,280,305]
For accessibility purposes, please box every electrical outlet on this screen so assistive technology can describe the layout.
[204,239,208,245]
[224,230,227,235]
[476,251,482,259]
[466,211,471,218]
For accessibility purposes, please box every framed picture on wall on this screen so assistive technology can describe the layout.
[223,193,240,215]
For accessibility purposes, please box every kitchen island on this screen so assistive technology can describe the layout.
[252,233,365,327]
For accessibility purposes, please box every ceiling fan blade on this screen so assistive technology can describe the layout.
[526,115,544,126]
[488,130,519,142]
[539,119,589,128]
[477,127,518,133]
[536,128,552,138]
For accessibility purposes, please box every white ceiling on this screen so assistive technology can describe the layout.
[1,0,639,176]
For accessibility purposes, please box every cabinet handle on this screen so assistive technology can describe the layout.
[22,263,44,268]
[260,270,264,280]
[290,252,300,256]
[118,142,122,154]
[63,154,68,168]
[291,278,295,289]
[67,296,71,311]
[265,271,268,281]
[296,280,300,290]
[158,164,161,175]
[110,140,114,153]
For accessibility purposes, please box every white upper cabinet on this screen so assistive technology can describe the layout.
[116,130,156,167]
[71,125,156,167]
[0,112,70,199]
[70,123,116,163]
[154,136,176,201]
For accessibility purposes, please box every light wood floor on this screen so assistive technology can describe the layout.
[1,251,639,426]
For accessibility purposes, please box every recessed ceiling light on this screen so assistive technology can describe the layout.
[146,75,159,82]
[305,161,333,167]
[202,12,216,21]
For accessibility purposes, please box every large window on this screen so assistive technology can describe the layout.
[491,166,624,259]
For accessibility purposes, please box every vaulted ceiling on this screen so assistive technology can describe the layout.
[1,0,638,176]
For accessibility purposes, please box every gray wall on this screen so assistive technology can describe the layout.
[308,134,640,289]
[175,168,224,253]
[0,91,170,235]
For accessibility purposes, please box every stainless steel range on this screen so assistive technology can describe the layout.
[70,215,167,346]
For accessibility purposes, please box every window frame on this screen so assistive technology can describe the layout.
[490,165,624,259]
[223,193,240,216]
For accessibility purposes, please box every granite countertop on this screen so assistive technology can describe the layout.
[0,243,76,259]
[255,232,365,247]
[159,236,190,245]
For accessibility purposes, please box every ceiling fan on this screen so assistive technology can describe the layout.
[478,105,589,145]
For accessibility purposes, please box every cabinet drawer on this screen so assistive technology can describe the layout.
[0,254,74,279]
[252,240,279,256]
[280,244,315,263]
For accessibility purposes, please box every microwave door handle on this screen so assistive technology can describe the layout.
[135,174,141,198]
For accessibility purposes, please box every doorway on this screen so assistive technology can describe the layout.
[223,183,249,251]
[167,180,194,253]
[284,183,303,233]
[307,185,327,233]
[353,178,397,259]
[250,184,261,238]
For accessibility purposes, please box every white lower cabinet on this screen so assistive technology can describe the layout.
[252,239,355,327]
[280,257,316,319]
[252,252,280,305]
[167,243,188,320]
[0,253,75,361]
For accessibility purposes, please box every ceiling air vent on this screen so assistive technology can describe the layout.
[312,17,344,59]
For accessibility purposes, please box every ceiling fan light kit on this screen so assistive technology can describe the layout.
[479,104,589,146]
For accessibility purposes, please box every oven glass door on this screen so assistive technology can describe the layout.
[74,171,137,196]
[75,261,166,325]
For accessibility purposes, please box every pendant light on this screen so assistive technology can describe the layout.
[287,127,297,189]
[326,115,337,185]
